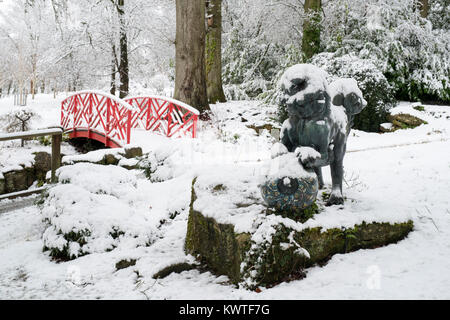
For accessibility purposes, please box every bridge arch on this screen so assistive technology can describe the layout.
[61,91,199,148]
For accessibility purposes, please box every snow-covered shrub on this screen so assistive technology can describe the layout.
[0,107,40,146]
[40,163,158,260]
[222,26,301,101]
[321,0,450,104]
[0,107,39,133]
[222,33,280,98]
[311,53,396,132]
[136,152,158,180]
[223,84,251,101]
[257,44,303,105]
[428,0,450,31]
[132,150,176,183]
[149,151,177,182]
[382,25,449,103]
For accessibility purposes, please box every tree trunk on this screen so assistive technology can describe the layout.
[7,81,12,95]
[418,0,429,18]
[117,0,129,99]
[110,44,117,95]
[205,0,226,104]
[302,0,322,60]
[174,0,210,117]
[31,52,37,99]
[30,79,35,100]
[21,120,25,147]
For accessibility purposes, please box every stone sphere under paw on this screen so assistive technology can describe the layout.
[260,175,318,212]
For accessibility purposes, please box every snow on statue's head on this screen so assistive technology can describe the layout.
[279,64,331,120]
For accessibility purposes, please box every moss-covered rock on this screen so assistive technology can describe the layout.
[63,148,146,170]
[103,153,120,165]
[1,152,52,195]
[3,167,35,194]
[33,152,51,181]
[152,262,198,279]
[266,201,319,223]
[0,177,5,194]
[185,180,252,283]
[246,123,277,136]
[413,105,425,112]
[118,158,140,170]
[185,181,414,289]
[123,147,143,159]
[387,113,427,131]
[115,259,137,270]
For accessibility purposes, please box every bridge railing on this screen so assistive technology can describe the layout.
[61,91,199,147]
[124,96,199,138]
[61,91,137,147]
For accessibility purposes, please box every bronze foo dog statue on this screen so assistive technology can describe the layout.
[279,64,367,206]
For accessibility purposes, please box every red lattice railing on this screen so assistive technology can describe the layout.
[125,96,199,138]
[61,91,199,148]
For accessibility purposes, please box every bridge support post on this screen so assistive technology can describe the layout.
[51,133,62,183]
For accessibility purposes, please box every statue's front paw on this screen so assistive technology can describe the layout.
[326,192,344,206]
[295,147,321,169]
[300,157,316,169]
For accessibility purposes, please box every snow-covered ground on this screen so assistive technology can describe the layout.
[0,94,449,299]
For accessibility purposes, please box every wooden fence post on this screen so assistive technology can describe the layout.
[51,133,62,183]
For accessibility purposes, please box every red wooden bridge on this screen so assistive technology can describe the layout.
[61,91,199,148]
